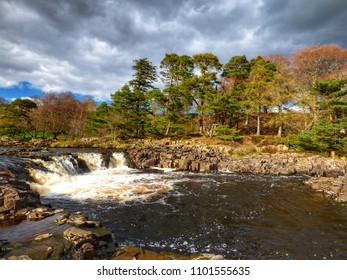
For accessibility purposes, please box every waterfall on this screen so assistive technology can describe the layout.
[77,152,128,171]
[28,151,176,202]
[51,155,81,175]
[29,152,128,186]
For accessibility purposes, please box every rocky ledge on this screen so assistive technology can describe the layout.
[0,152,224,260]
[126,144,346,177]
[2,143,347,259]
[305,176,347,203]
[125,144,347,201]
[0,157,41,224]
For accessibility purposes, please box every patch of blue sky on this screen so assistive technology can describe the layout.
[0,81,108,106]
[0,81,44,101]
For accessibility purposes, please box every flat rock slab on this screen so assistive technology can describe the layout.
[63,227,95,247]
[33,233,53,242]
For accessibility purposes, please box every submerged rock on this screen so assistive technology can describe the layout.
[27,207,55,221]
[305,176,347,202]
[0,240,11,257]
[33,233,53,242]
[111,245,224,260]
[55,214,69,225]
[5,255,32,260]
[55,213,102,228]
[66,214,102,228]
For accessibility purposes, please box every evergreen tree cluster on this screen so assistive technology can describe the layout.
[1,44,347,154]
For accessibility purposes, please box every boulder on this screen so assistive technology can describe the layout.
[55,214,69,225]
[3,187,27,210]
[67,215,87,227]
[75,242,96,260]
[63,227,95,248]
[61,213,102,228]
[305,176,347,202]
[191,161,200,171]
[27,207,55,221]
[178,159,190,170]
[63,226,114,259]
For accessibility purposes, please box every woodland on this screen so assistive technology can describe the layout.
[1,44,347,155]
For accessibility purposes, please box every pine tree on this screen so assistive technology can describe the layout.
[110,58,157,138]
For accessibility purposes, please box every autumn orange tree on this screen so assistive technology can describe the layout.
[291,44,347,128]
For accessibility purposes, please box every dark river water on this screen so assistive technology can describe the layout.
[1,151,347,260]
[38,172,347,260]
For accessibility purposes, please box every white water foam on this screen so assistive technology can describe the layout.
[30,153,176,203]
[77,153,104,171]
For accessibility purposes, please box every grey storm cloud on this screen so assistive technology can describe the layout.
[0,0,346,100]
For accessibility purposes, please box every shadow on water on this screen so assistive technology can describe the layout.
[21,172,347,260]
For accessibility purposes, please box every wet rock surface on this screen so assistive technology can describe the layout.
[305,176,347,202]
[0,155,43,224]
[62,226,115,260]
[111,245,224,260]
[2,143,347,259]
[1,213,116,260]
[33,233,53,242]
[125,144,347,202]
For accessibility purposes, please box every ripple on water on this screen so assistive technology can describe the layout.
[4,165,347,259]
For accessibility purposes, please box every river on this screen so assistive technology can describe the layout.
[2,152,347,259]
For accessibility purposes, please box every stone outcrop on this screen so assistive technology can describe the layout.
[27,207,59,221]
[125,144,347,202]
[305,176,347,202]
[0,156,42,223]
[63,227,115,260]
[125,145,346,177]
[55,212,102,228]
[220,154,346,177]
[63,227,96,247]
[3,144,347,260]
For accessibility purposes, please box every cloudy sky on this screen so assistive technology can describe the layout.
[0,0,346,101]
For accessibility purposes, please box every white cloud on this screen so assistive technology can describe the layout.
[0,0,346,101]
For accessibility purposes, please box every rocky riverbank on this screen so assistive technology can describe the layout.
[2,141,347,259]
[125,144,347,201]
[0,151,224,260]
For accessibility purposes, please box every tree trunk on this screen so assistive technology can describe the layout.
[165,121,171,136]
[256,106,261,136]
[228,116,233,129]
[244,114,249,135]
[199,116,204,135]
[208,124,217,138]
[277,123,282,138]
[277,105,283,137]
[256,113,261,136]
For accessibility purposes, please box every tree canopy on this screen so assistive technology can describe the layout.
[1,44,347,154]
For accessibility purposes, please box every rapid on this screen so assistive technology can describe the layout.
[21,152,347,259]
